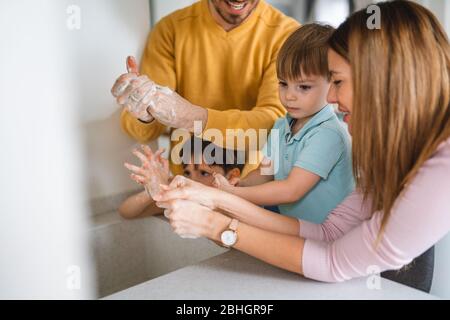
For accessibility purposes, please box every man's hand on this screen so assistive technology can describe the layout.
[112,56,208,132]
[145,87,208,132]
[111,56,155,123]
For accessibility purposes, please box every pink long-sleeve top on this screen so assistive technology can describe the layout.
[300,138,450,282]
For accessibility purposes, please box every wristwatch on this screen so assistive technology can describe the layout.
[220,219,239,248]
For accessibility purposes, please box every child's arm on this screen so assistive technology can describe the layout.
[239,158,273,187]
[118,190,163,219]
[218,167,320,206]
[215,157,274,188]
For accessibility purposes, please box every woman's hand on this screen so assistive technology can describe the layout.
[124,145,170,198]
[153,175,221,210]
[160,198,231,240]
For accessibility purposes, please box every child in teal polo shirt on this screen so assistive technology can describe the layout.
[213,24,355,223]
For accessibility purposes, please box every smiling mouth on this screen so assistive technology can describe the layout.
[225,0,248,11]
[338,106,350,115]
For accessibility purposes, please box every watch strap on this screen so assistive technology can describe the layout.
[229,219,239,232]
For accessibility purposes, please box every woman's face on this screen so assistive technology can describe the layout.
[327,49,354,134]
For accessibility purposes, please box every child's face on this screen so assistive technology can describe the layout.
[182,162,237,187]
[278,75,330,120]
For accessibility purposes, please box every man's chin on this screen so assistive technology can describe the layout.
[223,15,245,25]
[217,1,258,25]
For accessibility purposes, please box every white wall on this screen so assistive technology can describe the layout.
[0,0,95,299]
[150,0,196,24]
[418,0,450,35]
[0,0,154,299]
[68,0,154,200]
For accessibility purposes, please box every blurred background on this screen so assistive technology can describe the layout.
[151,0,449,30]
[1,0,449,299]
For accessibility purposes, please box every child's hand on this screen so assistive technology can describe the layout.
[228,176,240,186]
[152,147,170,175]
[212,173,235,192]
[124,145,170,198]
[260,157,274,176]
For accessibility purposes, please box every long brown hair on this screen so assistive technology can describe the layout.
[329,0,450,239]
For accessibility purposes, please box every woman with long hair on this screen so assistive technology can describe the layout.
[143,0,450,292]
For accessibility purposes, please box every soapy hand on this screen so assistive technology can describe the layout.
[153,175,218,210]
[157,197,215,239]
[111,56,208,132]
[111,56,155,123]
[124,145,170,198]
[154,176,233,240]
[146,87,208,132]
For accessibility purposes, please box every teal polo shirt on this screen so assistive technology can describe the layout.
[264,105,355,223]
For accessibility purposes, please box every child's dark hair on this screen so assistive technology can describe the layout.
[179,137,245,174]
[277,23,335,81]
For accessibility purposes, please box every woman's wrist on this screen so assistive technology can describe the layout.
[208,211,232,242]
[219,188,238,208]
[211,187,236,212]
[209,187,229,209]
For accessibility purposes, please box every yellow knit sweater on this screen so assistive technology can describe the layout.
[121,0,299,177]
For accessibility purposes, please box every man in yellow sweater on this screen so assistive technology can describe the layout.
[112,0,299,177]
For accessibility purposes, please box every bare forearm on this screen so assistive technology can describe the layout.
[229,180,299,206]
[118,191,162,219]
[210,217,304,275]
[215,191,299,236]
[239,169,273,187]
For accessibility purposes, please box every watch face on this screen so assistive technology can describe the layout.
[221,230,237,246]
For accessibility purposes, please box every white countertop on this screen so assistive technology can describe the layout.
[104,249,436,300]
